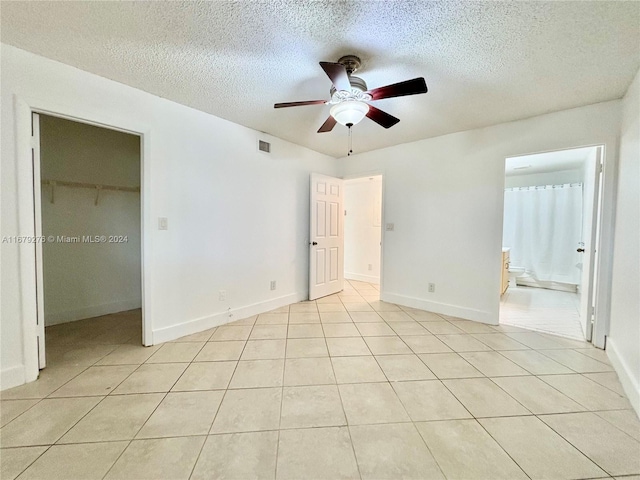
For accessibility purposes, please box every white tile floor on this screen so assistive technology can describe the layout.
[1,280,639,480]
[500,285,585,340]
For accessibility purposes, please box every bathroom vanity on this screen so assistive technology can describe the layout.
[501,248,510,295]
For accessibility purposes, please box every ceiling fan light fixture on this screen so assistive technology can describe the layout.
[330,101,369,126]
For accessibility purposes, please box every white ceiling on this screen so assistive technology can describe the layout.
[506,146,595,176]
[2,1,639,158]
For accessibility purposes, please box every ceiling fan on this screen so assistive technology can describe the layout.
[274,55,428,133]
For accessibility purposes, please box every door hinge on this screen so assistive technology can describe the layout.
[598,162,603,173]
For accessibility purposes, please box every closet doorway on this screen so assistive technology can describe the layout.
[34,113,143,369]
[499,146,603,342]
[343,175,383,299]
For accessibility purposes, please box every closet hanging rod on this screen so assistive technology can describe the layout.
[504,182,583,191]
[41,179,140,193]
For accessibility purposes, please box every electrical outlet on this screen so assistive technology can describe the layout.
[219,290,227,301]
[270,280,277,291]
[428,283,436,293]
[386,223,394,231]
[368,264,373,271]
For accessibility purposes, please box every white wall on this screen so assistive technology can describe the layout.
[344,176,382,283]
[607,67,640,415]
[40,115,142,325]
[338,101,621,325]
[504,168,583,188]
[0,45,337,389]
[0,43,629,396]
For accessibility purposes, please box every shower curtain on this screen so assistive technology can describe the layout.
[503,183,582,285]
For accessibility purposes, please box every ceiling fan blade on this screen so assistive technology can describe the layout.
[366,105,400,129]
[274,100,327,108]
[319,62,352,92]
[367,77,428,101]
[317,116,337,133]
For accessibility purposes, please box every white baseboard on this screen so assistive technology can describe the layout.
[345,272,380,284]
[45,298,142,326]
[381,292,497,325]
[1,365,26,391]
[152,292,307,344]
[606,338,640,416]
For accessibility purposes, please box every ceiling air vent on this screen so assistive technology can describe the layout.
[258,140,271,153]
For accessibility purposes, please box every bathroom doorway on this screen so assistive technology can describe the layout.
[343,175,383,299]
[499,146,603,341]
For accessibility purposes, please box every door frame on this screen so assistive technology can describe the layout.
[342,171,386,294]
[499,144,609,348]
[579,146,604,341]
[15,94,152,384]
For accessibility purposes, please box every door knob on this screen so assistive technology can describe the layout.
[311,242,318,246]
[577,248,585,253]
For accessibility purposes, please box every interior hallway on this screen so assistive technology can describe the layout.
[500,285,585,341]
[1,281,638,479]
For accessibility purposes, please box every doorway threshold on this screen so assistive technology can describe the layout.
[500,286,585,341]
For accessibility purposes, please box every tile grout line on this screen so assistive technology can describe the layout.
[5,292,636,479]
[1,315,142,460]
[472,417,534,480]
[531,414,613,477]
[206,315,257,436]
[536,374,626,412]
[99,323,215,477]
[273,304,291,480]
[334,293,364,480]
[100,337,211,479]
[40,317,142,478]
[185,317,259,478]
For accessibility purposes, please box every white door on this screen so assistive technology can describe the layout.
[309,173,344,300]
[32,112,46,368]
[578,146,603,341]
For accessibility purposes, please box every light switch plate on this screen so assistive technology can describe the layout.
[158,217,168,230]
[385,223,394,231]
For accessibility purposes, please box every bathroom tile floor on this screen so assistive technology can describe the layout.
[2,281,638,479]
[500,285,585,340]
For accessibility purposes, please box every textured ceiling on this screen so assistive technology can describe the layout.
[2,1,639,158]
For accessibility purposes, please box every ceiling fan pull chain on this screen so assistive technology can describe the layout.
[347,124,353,156]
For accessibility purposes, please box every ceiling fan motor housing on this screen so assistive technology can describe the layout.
[329,76,369,96]
[338,55,362,75]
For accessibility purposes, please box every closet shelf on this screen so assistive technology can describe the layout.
[41,179,140,192]
[41,179,140,205]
